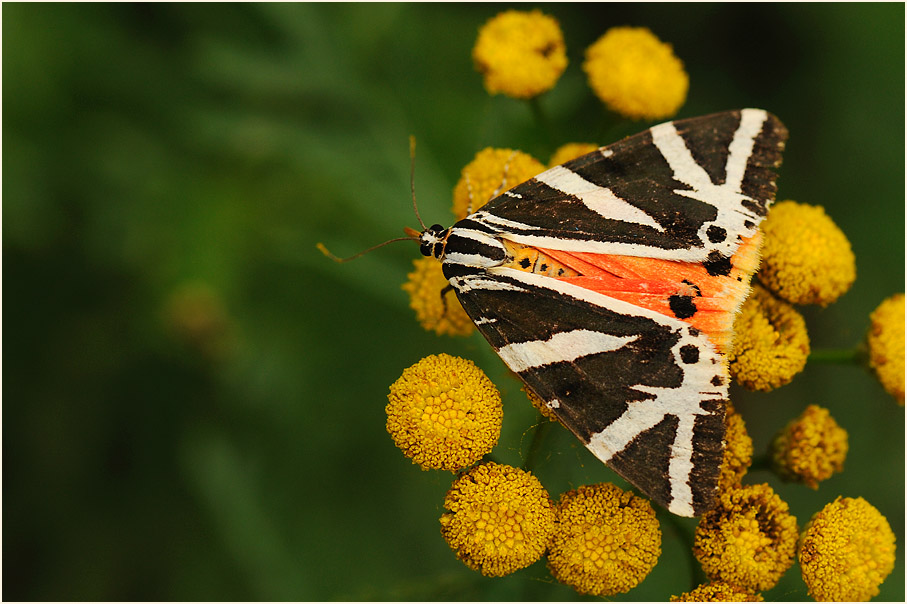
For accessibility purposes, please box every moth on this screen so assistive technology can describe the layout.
[416,109,787,516]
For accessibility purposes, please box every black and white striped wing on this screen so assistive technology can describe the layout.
[452,267,725,517]
[474,109,787,270]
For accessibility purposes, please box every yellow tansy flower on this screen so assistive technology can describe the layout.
[583,26,688,120]
[386,354,502,471]
[547,483,661,597]
[439,462,555,576]
[451,147,546,220]
[799,496,896,601]
[548,142,599,168]
[729,284,810,391]
[670,581,764,602]
[866,293,905,404]
[718,401,753,492]
[694,483,799,593]
[770,405,848,489]
[759,201,856,306]
[472,10,567,99]
[401,256,474,337]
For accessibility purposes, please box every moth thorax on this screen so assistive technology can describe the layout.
[438,227,508,269]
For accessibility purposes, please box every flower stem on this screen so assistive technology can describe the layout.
[808,348,863,364]
[527,97,556,148]
[522,417,552,471]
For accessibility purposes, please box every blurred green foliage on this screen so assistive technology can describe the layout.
[3,3,903,601]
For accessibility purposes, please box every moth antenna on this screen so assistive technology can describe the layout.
[320,137,429,264]
[488,149,519,200]
[409,135,427,231]
[317,236,417,263]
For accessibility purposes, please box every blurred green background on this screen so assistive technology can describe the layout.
[4,3,903,601]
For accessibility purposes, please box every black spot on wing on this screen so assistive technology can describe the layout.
[669,295,698,319]
[703,251,732,277]
[707,225,728,243]
[679,344,700,364]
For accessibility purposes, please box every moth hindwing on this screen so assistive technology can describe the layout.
[418,108,787,517]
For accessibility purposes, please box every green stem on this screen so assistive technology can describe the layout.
[527,97,556,148]
[808,348,863,364]
[522,417,552,471]
[661,511,706,589]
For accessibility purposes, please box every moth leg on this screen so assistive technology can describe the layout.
[438,283,456,314]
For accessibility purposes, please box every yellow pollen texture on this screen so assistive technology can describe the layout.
[759,201,856,306]
[729,284,809,391]
[547,483,661,596]
[402,256,475,337]
[694,484,798,593]
[799,496,896,601]
[583,26,688,120]
[451,148,545,220]
[771,405,847,489]
[670,580,764,602]
[472,10,567,99]
[548,142,599,168]
[439,462,554,577]
[718,401,753,492]
[867,293,905,404]
[386,354,502,471]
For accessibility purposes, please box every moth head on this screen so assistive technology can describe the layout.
[417,224,449,259]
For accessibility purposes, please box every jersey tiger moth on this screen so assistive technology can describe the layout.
[415,109,787,517]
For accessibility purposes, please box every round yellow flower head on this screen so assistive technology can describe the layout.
[759,201,856,306]
[866,293,905,404]
[439,462,555,576]
[718,401,753,492]
[694,483,799,593]
[401,256,474,337]
[583,26,689,120]
[472,10,567,99]
[451,147,546,220]
[547,483,661,597]
[799,496,896,601]
[729,284,810,391]
[386,354,502,471]
[670,581,764,602]
[548,142,599,168]
[770,405,848,489]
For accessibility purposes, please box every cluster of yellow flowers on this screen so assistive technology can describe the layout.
[472,9,687,120]
[383,8,902,600]
[387,357,664,594]
[385,352,898,600]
